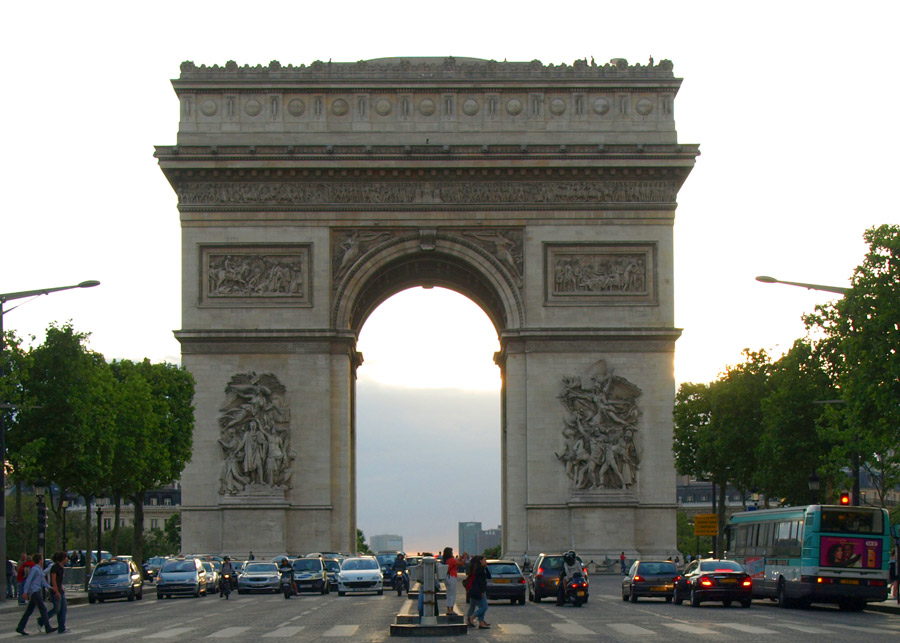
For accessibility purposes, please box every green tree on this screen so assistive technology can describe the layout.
[676,511,712,559]
[483,544,501,558]
[806,224,900,507]
[1,330,34,556]
[356,529,371,554]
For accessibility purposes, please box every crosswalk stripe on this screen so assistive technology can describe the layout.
[498,624,534,635]
[206,626,251,638]
[780,624,833,634]
[263,626,306,637]
[609,623,657,635]
[84,628,143,639]
[553,623,594,635]
[323,625,359,637]
[830,623,900,635]
[664,623,717,635]
[718,623,779,634]
[146,627,195,638]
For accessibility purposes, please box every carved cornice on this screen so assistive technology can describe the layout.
[176,57,677,85]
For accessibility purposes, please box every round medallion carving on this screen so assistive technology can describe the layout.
[506,98,523,116]
[462,98,479,116]
[287,99,306,117]
[419,98,436,116]
[332,99,349,116]
[375,99,393,116]
[592,98,611,115]
[200,99,218,117]
[636,98,653,115]
[549,98,566,115]
[244,99,262,117]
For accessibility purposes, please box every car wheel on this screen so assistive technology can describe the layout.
[518,597,525,605]
[509,598,516,605]
[528,587,535,602]
[156,593,163,600]
[740,599,751,608]
[98,598,104,603]
[665,595,672,603]
[137,587,143,600]
[673,587,683,606]
[622,590,628,601]
[690,587,701,608]
[377,589,383,596]
[88,594,96,604]
[629,588,638,603]
[534,590,542,603]
[338,591,345,596]
[723,599,732,607]
[777,580,791,609]
[127,589,135,602]
[238,589,245,595]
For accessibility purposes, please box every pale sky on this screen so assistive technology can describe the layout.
[3,1,898,554]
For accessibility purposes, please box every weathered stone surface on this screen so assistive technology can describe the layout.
[158,57,698,560]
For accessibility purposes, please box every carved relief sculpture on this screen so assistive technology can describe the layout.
[554,254,646,294]
[556,360,641,490]
[218,372,295,495]
[208,253,304,297]
[458,229,524,288]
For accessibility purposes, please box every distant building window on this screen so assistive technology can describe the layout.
[700,495,708,502]
[150,498,158,506]
[103,518,111,530]
[164,497,171,506]
[151,519,159,529]
[685,495,694,503]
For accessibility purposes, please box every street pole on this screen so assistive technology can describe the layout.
[96,505,103,567]
[0,280,99,602]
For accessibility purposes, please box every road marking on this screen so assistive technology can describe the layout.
[664,623,717,634]
[718,623,779,634]
[83,628,143,639]
[263,626,306,637]
[780,624,833,634]
[830,623,899,635]
[552,623,594,635]
[147,627,196,638]
[205,626,251,638]
[608,623,657,635]
[323,625,360,637]
[498,624,534,635]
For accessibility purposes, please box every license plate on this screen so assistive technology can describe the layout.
[577,591,585,596]
[720,578,737,584]
[493,579,511,584]
[650,585,668,591]
[840,579,860,585]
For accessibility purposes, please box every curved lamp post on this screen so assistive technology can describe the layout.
[0,279,100,602]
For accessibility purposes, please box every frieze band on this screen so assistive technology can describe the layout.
[178,180,678,207]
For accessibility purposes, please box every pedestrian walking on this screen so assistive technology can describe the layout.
[619,552,626,575]
[464,555,491,629]
[40,552,68,633]
[441,547,458,615]
[16,553,55,636]
[6,558,15,599]
[16,554,32,606]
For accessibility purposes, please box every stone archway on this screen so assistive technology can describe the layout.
[158,56,698,559]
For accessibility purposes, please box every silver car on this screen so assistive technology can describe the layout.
[337,556,383,596]
[156,558,209,598]
[238,562,281,594]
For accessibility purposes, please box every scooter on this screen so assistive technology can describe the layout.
[393,569,409,596]
[221,573,232,599]
[561,573,587,607]
[281,569,297,599]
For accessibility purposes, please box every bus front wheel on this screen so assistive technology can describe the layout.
[777,580,792,609]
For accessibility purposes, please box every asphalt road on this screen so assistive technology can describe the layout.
[1,575,898,641]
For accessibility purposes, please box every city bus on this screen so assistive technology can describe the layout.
[725,504,891,610]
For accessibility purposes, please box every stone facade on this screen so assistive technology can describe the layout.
[156,56,698,560]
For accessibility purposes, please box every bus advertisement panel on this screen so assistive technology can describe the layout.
[819,536,882,569]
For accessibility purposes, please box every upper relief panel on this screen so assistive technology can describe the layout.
[173,57,682,146]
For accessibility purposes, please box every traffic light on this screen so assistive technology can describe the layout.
[839,492,851,505]
[37,502,47,528]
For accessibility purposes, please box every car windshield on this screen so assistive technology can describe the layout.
[487,563,521,575]
[292,559,322,572]
[148,557,167,566]
[636,562,677,574]
[94,562,128,576]
[161,561,196,573]
[375,554,398,567]
[245,563,278,573]
[342,558,379,571]
[211,561,222,571]
[324,560,341,571]
[202,562,214,572]
[699,561,742,572]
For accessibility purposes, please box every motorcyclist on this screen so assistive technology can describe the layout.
[220,557,235,598]
[391,554,409,591]
[278,558,296,595]
[556,550,583,606]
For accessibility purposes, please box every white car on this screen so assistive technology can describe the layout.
[337,556,383,596]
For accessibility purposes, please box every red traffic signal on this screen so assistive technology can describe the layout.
[839,492,851,505]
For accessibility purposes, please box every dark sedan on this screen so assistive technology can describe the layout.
[527,553,589,603]
[673,559,752,608]
[467,560,526,605]
[622,560,679,602]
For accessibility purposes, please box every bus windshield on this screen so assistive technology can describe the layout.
[820,508,883,535]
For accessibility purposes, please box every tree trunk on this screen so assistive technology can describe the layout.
[112,495,121,555]
[14,480,24,556]
[132,491,145,565]
[717,482,728,552]
[83,495,92,591]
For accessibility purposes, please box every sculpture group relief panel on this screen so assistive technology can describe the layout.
[218,372,295,498]
[556,360,642,492]
[545,243,657,306]
[200,245,310,306]
[178,180,678,209]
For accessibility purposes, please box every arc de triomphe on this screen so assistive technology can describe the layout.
[156,57,698,559]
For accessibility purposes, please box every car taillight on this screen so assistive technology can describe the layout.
[518,578,525,584]
[742,579,752,587]
[673,575,681,582]
[699,576,713,587]
[536,567,544,577]
[633,575,643,582]
[582,567,588,576]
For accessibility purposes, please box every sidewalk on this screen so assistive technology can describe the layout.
[1,587,90,611]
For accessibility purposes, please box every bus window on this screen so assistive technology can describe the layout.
[820,508,883,535]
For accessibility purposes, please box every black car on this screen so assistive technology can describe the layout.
[323,558,342,591]
[375,552,403,581]
[527,553,589,603]
[622,560,679,602]
[673,559,752,608]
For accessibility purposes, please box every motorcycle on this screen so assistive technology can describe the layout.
[281,569,297,599]
[392,569,409,596]
[220,573,232,599]
[560,572,587,607]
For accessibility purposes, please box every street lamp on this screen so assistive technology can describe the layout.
[808,471,820,505]
[61,497,70,553]
[0,279,100,602]
[96,505,103,567]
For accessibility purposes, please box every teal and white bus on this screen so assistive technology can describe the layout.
[726,504,891,610]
